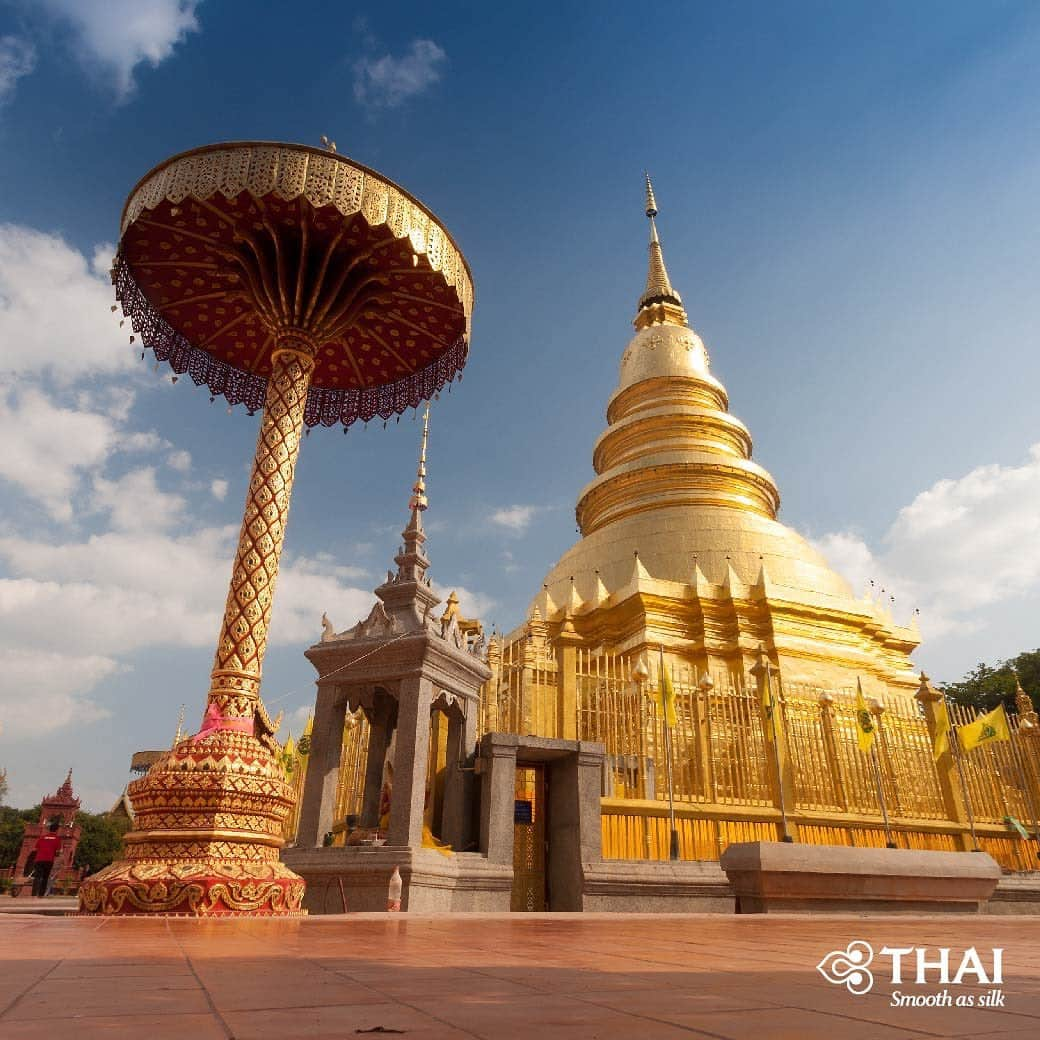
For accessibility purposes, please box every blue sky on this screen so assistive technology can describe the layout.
[1,1,1039,810]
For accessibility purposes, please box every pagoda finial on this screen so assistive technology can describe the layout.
[636,174,687,329]
[408,402,430,515]
[644,171,658,218]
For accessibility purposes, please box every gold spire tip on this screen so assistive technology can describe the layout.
[644,172,658,218]
[408,402,430,512]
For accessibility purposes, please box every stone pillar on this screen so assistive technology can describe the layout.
[479,734,519,864]
[916,675,973,851]
[441,700,478,851]
[577,743,605,862]
[387,675,433,847]
[553,618,581,741]
[295,684,347,848]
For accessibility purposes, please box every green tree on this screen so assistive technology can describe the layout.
[74,812,130,873]
[0,806,40,870]
[943,648,1040,714]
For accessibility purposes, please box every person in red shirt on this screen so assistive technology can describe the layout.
[31,820,62,898]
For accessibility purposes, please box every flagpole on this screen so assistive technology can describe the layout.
[659,645,680,861]
[943,692,981,852]
[761,658,793,843]
[869,742,897,848]
[1008,725,1040,862]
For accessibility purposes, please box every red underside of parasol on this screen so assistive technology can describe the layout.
[116,193,468,427]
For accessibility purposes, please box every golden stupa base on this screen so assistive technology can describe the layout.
[79,729,305,917]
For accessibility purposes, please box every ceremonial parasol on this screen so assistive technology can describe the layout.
[79,141,473,916]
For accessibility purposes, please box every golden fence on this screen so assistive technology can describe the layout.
[480,627,1040,872]
[288,621,1040,873]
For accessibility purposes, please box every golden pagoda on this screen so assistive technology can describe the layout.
[294,179,1040,882]
[530,176,920,695]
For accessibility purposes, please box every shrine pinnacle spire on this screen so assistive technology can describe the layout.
[635,173,689,330]
[408,402,430,516]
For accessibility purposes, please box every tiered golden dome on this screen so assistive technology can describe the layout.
[532,178,918,692]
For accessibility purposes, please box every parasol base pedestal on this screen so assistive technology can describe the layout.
[78,858,306,916]
[78,729,306,916]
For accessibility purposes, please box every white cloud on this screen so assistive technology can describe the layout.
[0,527,374,654]
[38,0,200,98]
[0,35,36,105]
[210,478,228,500]
[0,647,115,737]
[286,703,313,735]
[167,449,191,472]
[812,443,1040,641]
[0,225,129,380]
[353,39,446,109]
[489,504,540,533]
[0,384,121,520]
[91,466,186,531]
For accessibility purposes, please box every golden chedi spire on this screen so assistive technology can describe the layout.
[576,178,782,536]
[636,174,688,329]
[532,175,920,694]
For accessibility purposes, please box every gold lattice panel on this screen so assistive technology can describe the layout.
[511,766,546,912]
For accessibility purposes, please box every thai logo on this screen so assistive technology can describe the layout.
[980,723,997,740]
[856,709,874,734]
[817,941,875,995]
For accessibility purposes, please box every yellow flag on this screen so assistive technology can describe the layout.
[760,673,776,741]
[854,681,876,754]
[958,704,1011,753]
[932,704,950,762]
[651,664,678,727]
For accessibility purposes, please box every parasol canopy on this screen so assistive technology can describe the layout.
[114,141,473,427]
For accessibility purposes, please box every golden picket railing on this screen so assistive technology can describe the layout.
[477,624,1040,873]
[288,613,1040,873]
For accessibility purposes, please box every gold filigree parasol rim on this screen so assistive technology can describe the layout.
[119,139,473,294]
[115,139,475,426]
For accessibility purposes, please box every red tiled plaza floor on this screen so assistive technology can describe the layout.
[0,912,1038,1039]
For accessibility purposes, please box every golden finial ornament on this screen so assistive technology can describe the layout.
[636,174,687,328]
[408,402,431,513]
[644,171,658,218]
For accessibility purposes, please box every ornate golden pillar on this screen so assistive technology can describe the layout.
[553,616,581,741]
[206,341,315,726]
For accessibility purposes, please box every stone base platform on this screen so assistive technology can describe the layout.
[282,846,512,914]
[987,871,1040,914]
[581,859,733,912]
[721,841,1003,914]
